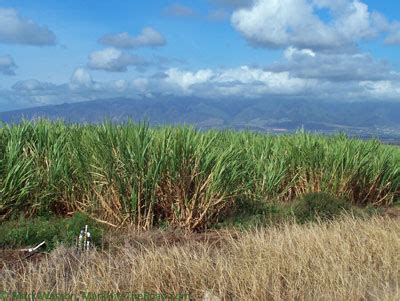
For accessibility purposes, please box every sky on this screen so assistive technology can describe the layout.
[0,0,400,112]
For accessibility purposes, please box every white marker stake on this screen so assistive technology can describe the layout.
[78,230,84,250]
[21,241,46,253]
[86,232,91,250]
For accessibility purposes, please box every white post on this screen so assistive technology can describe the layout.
[78,229,83,250]
[86,231,91,250]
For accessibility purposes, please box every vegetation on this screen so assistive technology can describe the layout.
[0,213,103,251]
[2,217,399,300]
[291,192,351,223]
[0,120,399,230]
[1,120,399,299]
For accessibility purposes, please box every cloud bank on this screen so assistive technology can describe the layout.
[2,60,399,110]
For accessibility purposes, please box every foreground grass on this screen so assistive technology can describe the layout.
[0,120,399,230]
[1,216,399,300]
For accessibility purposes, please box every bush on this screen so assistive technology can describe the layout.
[0,213,103,250]
[214,199,292,229]
[292,192,351,223]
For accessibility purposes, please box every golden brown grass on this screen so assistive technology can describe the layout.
[1,216,400,300]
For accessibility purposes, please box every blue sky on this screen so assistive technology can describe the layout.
[0,0,400,111]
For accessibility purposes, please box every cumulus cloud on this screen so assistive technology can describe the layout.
[99,27,166,49]
[8,79,68,107]
[87,48,148,72]
[164,68,215,91]
[69,68,132,96]
[159,66,316,98]
[0,55,17,75]
[141,65,400,100]
[70,68,96,90]
[155,66,400,100]
[0,8,56,46]
[359,80,400,99]
[163,4,196,17]
[1,69,137,109]
[231,0,400,50]
[267,47,398,82]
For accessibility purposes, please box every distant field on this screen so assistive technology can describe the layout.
[0,120,399,230]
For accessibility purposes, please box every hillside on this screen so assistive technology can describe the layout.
[1,98,400,141]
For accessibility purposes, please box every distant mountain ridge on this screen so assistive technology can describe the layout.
[1,97,400,140]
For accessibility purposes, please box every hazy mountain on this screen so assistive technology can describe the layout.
[1,97,400,140]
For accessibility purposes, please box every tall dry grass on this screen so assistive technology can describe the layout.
[1,216,399,300]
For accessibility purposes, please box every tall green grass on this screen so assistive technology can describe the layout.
[0,119,399,230]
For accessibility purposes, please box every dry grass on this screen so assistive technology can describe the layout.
[1,216,400,300]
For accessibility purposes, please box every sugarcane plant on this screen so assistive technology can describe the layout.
[0,119,399,230]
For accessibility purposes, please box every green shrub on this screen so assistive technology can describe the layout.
[214,199,292,229]
[292,192,351,223]
[0,213,103,250]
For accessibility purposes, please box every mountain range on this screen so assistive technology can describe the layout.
[1,97,399,141]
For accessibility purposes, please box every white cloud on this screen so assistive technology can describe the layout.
[70,68,96,90]
[271,47,397,82]
[231,0,400,50]
[0,8,56,46]
[131,78,150,95]
[152,66,316,98]
[87,48,147,72]
[212,67,314,96]
[359,80,400,99]
[10,79,67,106]
[284,47,316,60]
[134,65,400,100]
[112,79,128,92]
[99,27,166,49]
[164,68,215,91]
[12,79,56,91]
[0,55,17,75]
[3,69,136,108]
